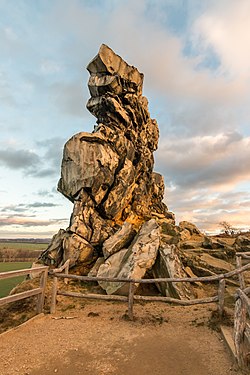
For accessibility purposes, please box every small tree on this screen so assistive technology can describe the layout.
[219,221,235,236]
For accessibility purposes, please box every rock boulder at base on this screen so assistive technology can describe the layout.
[88,257,105,277]
[152,244,194,299]
[97,219,160,295]
[102,222,136,260]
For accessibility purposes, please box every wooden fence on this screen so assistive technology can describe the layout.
[233,252,250,369]
[0,266,48,314]
[1,255,250,369]
[50,260,250,322]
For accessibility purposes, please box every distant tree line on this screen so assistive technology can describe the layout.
[0,249,42,262]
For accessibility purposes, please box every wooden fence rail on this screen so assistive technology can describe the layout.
[0,266,48,313]
[233,252,250,370]
[50,261,250,320]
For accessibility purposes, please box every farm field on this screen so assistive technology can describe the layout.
[0,242,47,251]
[0,262,32,298]
[0,242,47,263]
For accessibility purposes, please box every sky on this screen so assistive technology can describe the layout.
[0,0,250,238]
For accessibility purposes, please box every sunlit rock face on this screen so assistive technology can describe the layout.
[40,44,174,274]
[39,44,250,299]
[38,45,207,299]
[39,45,247,299]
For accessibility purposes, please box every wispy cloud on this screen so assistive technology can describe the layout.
[0,216,68,227]
[165,186,250,232]
[40,59,64,75]
[193,0,250,77]
[0,148,40,170]
[156,132,250,190]
[0,137,64,178]
[36,189,55,198]
[1,202,60,213]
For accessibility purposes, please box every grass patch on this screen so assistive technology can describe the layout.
[0,262,32,298]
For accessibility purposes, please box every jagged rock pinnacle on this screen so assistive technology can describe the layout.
[40,45,177,294]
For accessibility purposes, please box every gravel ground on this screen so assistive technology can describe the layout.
[0,301,243,375]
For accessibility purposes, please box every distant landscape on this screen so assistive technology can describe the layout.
[0,239,49,297]
[0,238,50,244]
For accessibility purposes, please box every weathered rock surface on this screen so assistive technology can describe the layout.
[39,44,247,300]
[102,222,136,260]
[88,257,105,277]
[234,235,250,251]
[153,245,195,299]
[98,219,160,295]
[40,229,65,266]
[62,233,95,267]
[40,44,173,276]
[179,221,202,236]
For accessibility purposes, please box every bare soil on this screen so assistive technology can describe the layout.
[0,300,243,375]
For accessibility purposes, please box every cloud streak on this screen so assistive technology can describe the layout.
[0,202,60,213]
[156,132,250,190]
[0,216,68,227]
[0,148,40,170]
[0,137,65,178]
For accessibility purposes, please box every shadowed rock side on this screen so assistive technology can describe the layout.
[39,45,245,299]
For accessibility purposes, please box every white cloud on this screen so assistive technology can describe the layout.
[193,0,250,77]
[156,132,250,190]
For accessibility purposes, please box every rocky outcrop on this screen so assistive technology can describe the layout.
[40,44,174,276]
[98,219,160,295]
[88,257,105,277]
[152,245,195,299]
[102,222,136,260]
[39,44,246,300]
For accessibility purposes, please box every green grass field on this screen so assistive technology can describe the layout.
[0,262,32,298]
[0,242,47,251]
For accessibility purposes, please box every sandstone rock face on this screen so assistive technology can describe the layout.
[179,221,201,236]
[88,257,105,277]
[102,222,136,260]
[152,245,194,299]
[39,45,243,300]
[58,132,120,204]
[97,219,160,295]
[40,44,173,274]
[234,235,250,251]
[40,229,65,266]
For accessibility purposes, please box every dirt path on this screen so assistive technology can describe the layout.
[0,301,242,375]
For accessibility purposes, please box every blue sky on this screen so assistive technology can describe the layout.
[0,0,250,238]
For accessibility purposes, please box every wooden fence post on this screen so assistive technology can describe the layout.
[36,268,48,313]
[218,279,226,318]
[234,293,247,368]
[64,259,70,285]
[128,282,135,320]
[50,276,58,314]
[236,255,246,290]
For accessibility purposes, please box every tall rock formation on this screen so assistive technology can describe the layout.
[40,44,174,270]
[40,45,198,298]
